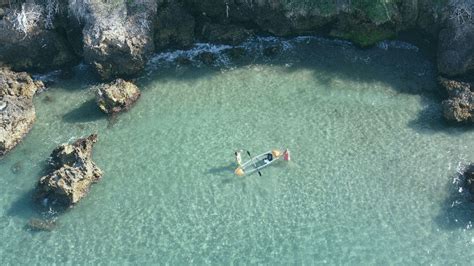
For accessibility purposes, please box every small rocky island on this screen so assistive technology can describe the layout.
[95,78,141,114]
[35,134,103,208]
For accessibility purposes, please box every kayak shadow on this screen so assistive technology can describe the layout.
[207,162,235,177]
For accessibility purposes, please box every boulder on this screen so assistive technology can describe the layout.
[82,1,157,80]
[439,77,474,123]
[95,79,141,114]
[438,0,474,77]
[36,134,103,207]
[0,3,76,71]
[0,68,44,157]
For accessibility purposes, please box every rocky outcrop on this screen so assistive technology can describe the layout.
[95,79,141,114]
[0,68,44,157]
[154,1,195,50]
[0,3,76,71]
[36,134,103,207]
[440,77,474,123]
[82,1,157,80]
[438,1,474,77]
[201,23,253,45]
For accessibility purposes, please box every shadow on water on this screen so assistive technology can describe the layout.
[7,161,65,232]
[407,91,474,135]
[62,99,106,123]
[131,36,469,135]
[434,171,474,231]
[208,162,236,177]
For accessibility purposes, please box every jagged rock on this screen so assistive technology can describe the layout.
[26,218,57,232]
[0,68,44,157]
[438,0,474,77]
[95,79,141,114]
[82,1,157,80]
[154,2,195,50]
[0,3,76,71]
[201,23,252,45]
[439,77,474,123]
[36,134,103,207]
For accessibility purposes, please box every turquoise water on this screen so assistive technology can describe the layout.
[2,37,474,264]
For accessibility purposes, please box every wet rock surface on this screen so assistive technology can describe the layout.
[0,68,43,157]
[439,77,474,123]
[95,79,141,114]
[36,134,103,208]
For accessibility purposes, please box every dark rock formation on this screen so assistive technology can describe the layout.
[197,51,217,65]
[154,1,195,50]
[263,45,282,57]
[201,23,252,45]
[440,77,474,123]
[224,47,246,60]
[0,3,76,71]
[437,1,474,77]
[36,134,103,207]
[95,79,141,114]
[0,68,44,157]
[462,164,474,194]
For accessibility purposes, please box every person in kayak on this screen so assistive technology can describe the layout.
[235,150,242,166]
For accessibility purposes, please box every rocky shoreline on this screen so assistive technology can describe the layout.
[0,0,472,80]
[0,67,44,157]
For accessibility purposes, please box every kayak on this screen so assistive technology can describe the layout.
[235,149,289,176]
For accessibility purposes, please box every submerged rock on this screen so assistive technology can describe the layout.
[36,134,103,207]
[0,68,44,157]
[26,218,57,232]
[224,47,246,60]
[439,77,474,123]
[95,79,141,114]
[462,164,474,194]
[197,52,217,65]
[263,45,282,57]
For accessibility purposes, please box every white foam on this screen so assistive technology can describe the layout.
[376,40,419,52]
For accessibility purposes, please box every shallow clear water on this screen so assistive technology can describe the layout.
[2,37,474,264]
